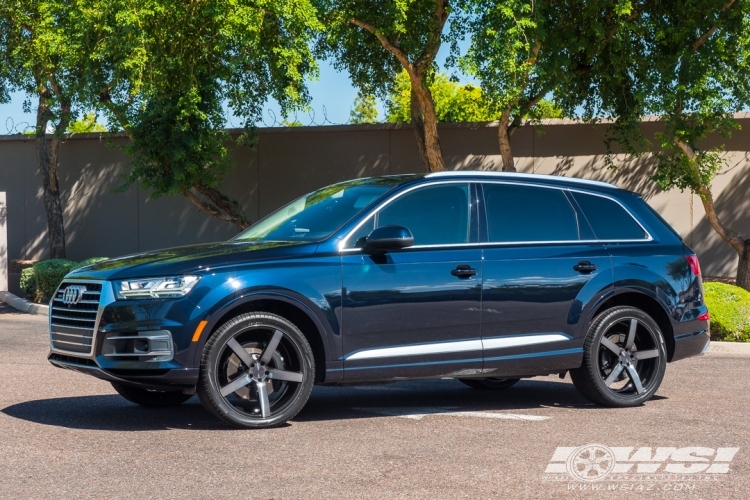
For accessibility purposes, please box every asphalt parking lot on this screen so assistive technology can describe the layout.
[1,302,748,499]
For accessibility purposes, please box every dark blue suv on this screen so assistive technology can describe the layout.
[48,172,710,428]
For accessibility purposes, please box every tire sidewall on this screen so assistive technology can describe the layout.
[199,313,315,428]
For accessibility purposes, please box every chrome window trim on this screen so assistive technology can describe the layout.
[338,180,474,251]
[338,179,653,253]
[478,180,653,244]
[49,279,114,360]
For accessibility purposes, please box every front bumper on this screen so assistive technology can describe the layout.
[48,353,199,391]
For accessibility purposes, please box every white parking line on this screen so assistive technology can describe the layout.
[351,407,551,421]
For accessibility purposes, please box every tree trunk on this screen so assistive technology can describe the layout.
[498,110,517,172]
[674,137,750,290]
[35,90,67,259]
[184,182,250,231]
[409,75,444,172]
[737,242,750,291]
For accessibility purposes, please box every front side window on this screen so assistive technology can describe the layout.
[483,183,579,243]
[235,181,393,242]
[572,192,647,240]
[356,183,470,246]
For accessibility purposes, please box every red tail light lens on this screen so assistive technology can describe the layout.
[686,255,701,276]
[698,311,710,321]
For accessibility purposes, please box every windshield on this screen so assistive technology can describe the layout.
[234,180,395,241]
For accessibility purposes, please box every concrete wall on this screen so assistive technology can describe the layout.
[0,118,748,284]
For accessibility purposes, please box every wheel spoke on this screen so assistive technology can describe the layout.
[625,319,637,350]
[267,368,303,383]
[601,336,621,355]
[604,363,624,386]
[220,373,252,397]
[227,338,255,367]
[256,380,271,418]
[625,364,645,394]
[259,330,283,365]
[634,349,659,360]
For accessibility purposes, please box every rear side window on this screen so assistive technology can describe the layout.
[572,192,647,240]
[378,184,470,245]
[482,184,579,242]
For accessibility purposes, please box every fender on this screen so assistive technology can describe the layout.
[188,288,339,371]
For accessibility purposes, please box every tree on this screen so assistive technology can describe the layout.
[385,69,562,123]
[0,0,92,258]
[454,0,642,171]
[68,112,106,133]
[316,0,450,172]
[350,92,379,124]
[591,0,750,289]
[86,0,321,230]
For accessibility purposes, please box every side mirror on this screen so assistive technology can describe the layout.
[362,225,414,254]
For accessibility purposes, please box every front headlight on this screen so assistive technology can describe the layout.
[114,276,201,300]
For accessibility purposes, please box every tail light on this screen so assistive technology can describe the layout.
[698,311,710,321]
[686,255,701,276]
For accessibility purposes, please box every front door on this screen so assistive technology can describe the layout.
[341,183,483,381]
[478,182,613,378]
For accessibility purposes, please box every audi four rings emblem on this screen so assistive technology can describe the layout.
[61,285,87,305]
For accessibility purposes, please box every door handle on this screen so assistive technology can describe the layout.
[451,265,478,278]
[573,260,597,273]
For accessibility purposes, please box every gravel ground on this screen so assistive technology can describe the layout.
[1,302,748,499]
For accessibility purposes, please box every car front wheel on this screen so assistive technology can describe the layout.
[570,306,667,407]
[197,312,315,429]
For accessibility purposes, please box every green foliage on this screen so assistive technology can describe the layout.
[350,92,379,124]
[315,0,447,98]
[20,268,37,299]
[386,70,561,123]
[32,259,79,302]
[67,112,107,133]
[85,0,322,216]
[704,282,750,342]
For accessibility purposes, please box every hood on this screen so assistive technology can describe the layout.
[66,240,319,281]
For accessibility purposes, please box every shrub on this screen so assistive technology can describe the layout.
[19,267,37,299]
[704,282,750,342]
[74,257,109,269]
[33,259,79,302]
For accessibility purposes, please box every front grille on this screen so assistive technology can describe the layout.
[50,282,103,355]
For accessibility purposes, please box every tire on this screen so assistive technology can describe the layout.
[459,378,520,390]
[570,306,667,407]
[197,312,315,429]
[111,382,193,408]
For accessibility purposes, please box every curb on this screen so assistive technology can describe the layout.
[0,291,49,316]
[707,341,750,355]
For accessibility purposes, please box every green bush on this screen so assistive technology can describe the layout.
[74,256,109,269]
[32,259,79,302]
[704,282,750,342]
[19,267,37,299]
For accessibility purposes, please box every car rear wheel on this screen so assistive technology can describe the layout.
[458,378,520,390]
[570,306,667,407]
[197,312,315,429]
[111,382,193,408]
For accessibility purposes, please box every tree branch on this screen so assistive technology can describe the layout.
[349,17,413,72]
[691,0,737,52]
[415,0,449,75]
[673,136,745,252]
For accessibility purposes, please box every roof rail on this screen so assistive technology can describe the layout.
[424,171,617,189]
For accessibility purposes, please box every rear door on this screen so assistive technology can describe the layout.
[478,182,613,377]
[341,182,483,381]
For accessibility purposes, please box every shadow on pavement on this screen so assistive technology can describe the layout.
[1,378,657,431]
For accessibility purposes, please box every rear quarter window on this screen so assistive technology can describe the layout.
[572,192,647,240]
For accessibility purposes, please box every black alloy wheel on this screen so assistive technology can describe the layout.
[571,306,667,407]
[197,312,315,428]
